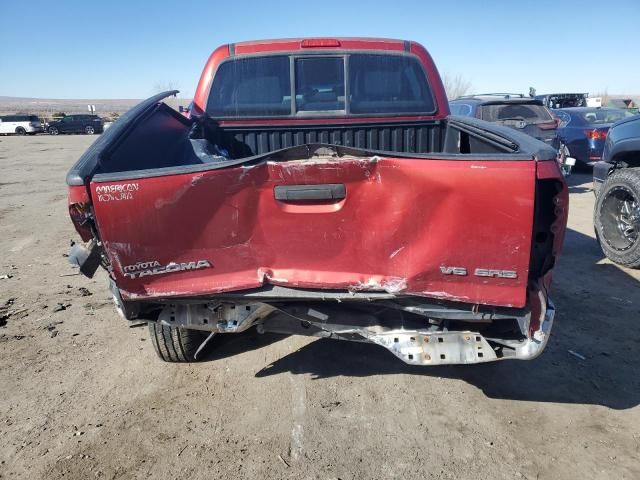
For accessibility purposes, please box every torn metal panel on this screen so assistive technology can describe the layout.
[90,150,536,307]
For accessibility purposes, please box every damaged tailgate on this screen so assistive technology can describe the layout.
[90,148,536,308]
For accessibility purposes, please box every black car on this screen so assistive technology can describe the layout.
[47,114,104,135]
[593,114,640,267]
[449,94,560,150]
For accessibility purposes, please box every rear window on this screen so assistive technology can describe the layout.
[348,55,434,114]
[206,53,435,118]
[208,56,292,117]
[295,57,345,112]
[480,103,553,123]
[580,109,634,125]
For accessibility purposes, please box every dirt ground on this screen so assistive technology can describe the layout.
[1,135,639,480]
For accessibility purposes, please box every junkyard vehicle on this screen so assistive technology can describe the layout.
[553,108,635,167]
[449,94,573,173]
[593,114,640,267]
[48,114,104,135]
[535,93,588,109]
[66,38,567,365]
[0,114,43,135]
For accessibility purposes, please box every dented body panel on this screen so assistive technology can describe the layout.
[90,156,536,307]
[65,38,568,365]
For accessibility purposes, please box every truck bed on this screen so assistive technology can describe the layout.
[67,92,562,311]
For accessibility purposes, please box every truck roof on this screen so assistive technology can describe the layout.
[230,37,409,55]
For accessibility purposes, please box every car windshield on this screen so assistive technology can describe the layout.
[580,109,635,124]
[480,103,553,124]
[206,53,435,117]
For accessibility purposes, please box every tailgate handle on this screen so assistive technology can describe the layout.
[274,184,346,201]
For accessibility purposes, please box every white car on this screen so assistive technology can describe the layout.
[0,115,43,135]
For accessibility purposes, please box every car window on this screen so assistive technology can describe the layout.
[206,53,435,118]
[580,109,635,124]
[62,116,72,122]
[207,55,292,117]
[348,54,434,114]
[480,103,553,123]
[295,57,345,112]
[449,103,473,116]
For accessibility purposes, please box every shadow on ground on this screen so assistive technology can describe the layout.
[198,226,640,410]
[566,171,593,194]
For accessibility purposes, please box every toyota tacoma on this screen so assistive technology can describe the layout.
[66,38,568,365]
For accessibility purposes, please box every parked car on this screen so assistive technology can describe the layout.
[449,94,560,150]
[593,114,640,267]
[553,108,636,166]
[47,114,104,135]
[66,38,567,366]
[0,114,43,135]
[535,93,588,109]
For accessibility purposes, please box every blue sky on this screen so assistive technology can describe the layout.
[1,0,639,99]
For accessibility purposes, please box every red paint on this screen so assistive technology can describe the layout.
[68,185,91,204]
[90,157,536,307]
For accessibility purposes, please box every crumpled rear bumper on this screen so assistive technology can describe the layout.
[369,301,555,365]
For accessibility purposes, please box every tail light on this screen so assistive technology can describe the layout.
[68,186,94,242]
[301,38,341,48]
[585,129,608,140]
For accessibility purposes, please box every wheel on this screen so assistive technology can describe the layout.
[15,127,26,135]
[594,169,640,267]
[85,126,95,135]
[49,127,59,135]
[148,322,211,362]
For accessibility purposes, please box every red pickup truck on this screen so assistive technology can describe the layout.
[66,38,567,365]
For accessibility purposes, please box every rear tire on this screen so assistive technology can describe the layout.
[85,126,95,134]
[148,322,210,362]
[49,127,59,135]
[15,127,26,135]
[594,168,640,267]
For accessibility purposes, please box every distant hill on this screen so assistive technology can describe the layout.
[0,95,190,117]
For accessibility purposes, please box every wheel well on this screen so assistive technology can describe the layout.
[613,151,640,169]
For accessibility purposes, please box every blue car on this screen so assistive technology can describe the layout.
[552,107,636,166]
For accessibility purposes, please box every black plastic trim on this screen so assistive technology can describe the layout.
[65,90,182,186]
[274,183,346,201]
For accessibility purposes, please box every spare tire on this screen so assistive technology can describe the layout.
[148,322,211,362]
[594,168,640,267]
